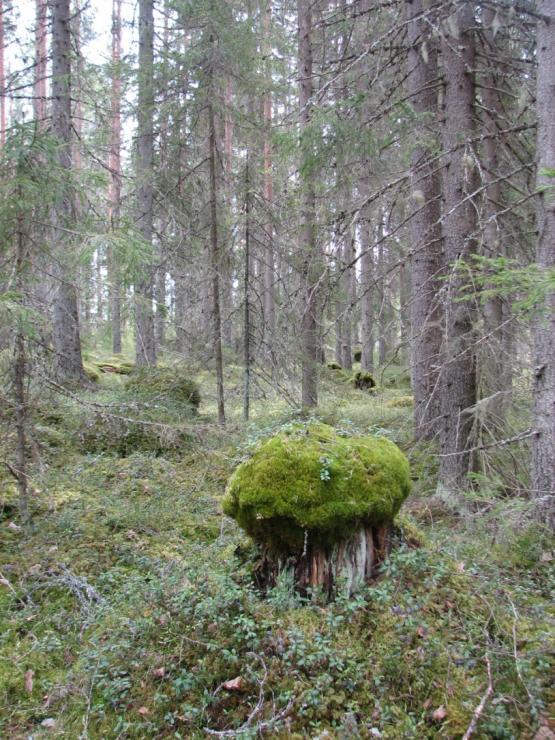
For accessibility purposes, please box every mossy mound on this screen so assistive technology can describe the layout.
[327,361,343,370]
[353,370,376,392]
[96,357,135,375]
[126,366,200,411]
[223,423,411,552]
[386,395,414,408]
[83,361,100,382]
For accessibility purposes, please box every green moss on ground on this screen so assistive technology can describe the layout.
[0,365,551,739]
[126,366,200,410]
[223,423,411,551]
[386,395,414,408]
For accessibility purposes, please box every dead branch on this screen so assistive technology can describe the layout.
[462,654,494,740]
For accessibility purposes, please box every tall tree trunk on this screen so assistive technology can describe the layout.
[34,0,48,127]
[15,189,29,521]
[221,75,234,349]
[243,155,252,421]
[262,0,276,356]
[437,2,478,494]
[135,0,156,366]
[532,0,555,525]
[359,189,374,373]
[405,0,443,439]
[0,0,5,147]
[49,0,85,382]
[298,0,319,408]
[480,6,511,415]
[108,0,122,354]
[208,35,225,425]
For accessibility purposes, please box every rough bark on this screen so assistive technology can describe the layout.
[134,0,156,366]
[49,0,85,382]
[243,156,252,421]
[256,523,392,598]
[437,2,478,494]
[359,192,374,373]
[532,1,555,525]
[34,0,48,127]
[298,0,319,408]
[208,42,226,425]
[405,0,443,439]
[480,6,511,415]
[0,0,4,147]
[262,0,276,356]
[108,0,122,354]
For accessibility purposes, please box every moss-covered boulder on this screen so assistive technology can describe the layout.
[353,370,376,392]
[223,423,411,595]
[83,362,100,383]
[126,366,200,411]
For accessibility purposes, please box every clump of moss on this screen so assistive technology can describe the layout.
[223,423,411,552]
[327,361,343,371]
[352,370,376,392]
[386,395,414,408]
[83,362,100,383]
[126,366,200,411]
[96,357,135,375]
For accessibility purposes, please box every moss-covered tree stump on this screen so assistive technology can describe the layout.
[223,424,411,597]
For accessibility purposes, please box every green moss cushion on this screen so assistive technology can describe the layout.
[223,423,411,552]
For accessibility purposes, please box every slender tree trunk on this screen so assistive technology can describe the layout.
[15,191,29,522]
[155,259,166,346]
[108,0,122,354]
[262,0,276,355]
[298,0,319,408]
[359,191,374,373]
[221,75,234,349]
[49,0,85,382]
[34,0,48,127]
[437,2,478,494]
[405,0,443,439]
[244,156,252,421]
[377,224,388,367]
[0,0,5,147]
[135,0,156,366]
[208,43,225,425]
[532,0,555,525]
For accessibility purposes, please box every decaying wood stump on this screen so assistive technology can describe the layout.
[223,423,411,599]
[255,522,392,597]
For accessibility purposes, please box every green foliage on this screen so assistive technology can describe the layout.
[222,423,411,552]
[456,255,555,314]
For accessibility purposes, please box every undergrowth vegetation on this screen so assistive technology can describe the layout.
[0,360,553,738]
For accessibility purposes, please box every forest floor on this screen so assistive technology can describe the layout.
[0,359,553,739]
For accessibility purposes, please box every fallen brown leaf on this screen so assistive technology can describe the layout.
[153,666,165,678]
[223,676,244,691]
[431,705,447,722]
[137,706,150,716]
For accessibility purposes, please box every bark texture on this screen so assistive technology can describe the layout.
[135,0,156,366]
[298,0,319,408]
[532,1,555,525]
[108,0,122,354]
[49,0,85,382]
[437,2,478,494]
[256,523,392,598]
[405,0,443,439]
